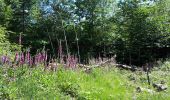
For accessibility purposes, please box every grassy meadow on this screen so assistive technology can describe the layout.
[0,62,170,100]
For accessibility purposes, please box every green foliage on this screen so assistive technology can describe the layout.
[0,65,170,99]
[0,26,20,57]
[0,26,8,43]
[0,26,11,55]
[0,0,13,27]
[155,59,170,71]
[112,0,170,65]
[1,0,170,65]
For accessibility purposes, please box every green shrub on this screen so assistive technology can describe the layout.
[160,60,170,71]
[0,26,20,58]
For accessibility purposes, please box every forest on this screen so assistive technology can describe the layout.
[0,0,170,99]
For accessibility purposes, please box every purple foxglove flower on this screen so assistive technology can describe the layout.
[71,56,74,67]
[75,57,78,67]
[25,52,28,63]
[37,53,39,63]
[22,52,25,62]
[36,55,39,65]
[29,57,33,66]
[34,56,38,65]
[25,51,30,64]
[45,52,47,61]
[19,53,21,64]
[42,52,45,62]
[72,56,75,68]
[66,55,70,68]
[4,56,7,64]
[15,52,19,62]
[39,53,43,63]
[27,51,30,64]
[39,53,42,63]
[1,56,6,64]
[2,56,10,65]
[6,57,10,65]
[19,52,24,65]
[58,44,63,63]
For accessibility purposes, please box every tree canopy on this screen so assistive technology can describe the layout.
[0,0,170,66]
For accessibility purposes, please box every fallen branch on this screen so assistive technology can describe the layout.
[78,59,112,68]
[114,64,138,71]
[78,59,138,72]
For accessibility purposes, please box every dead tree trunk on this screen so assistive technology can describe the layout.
[146,66,150,85]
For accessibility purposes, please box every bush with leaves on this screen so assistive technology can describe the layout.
[0,26,20,58]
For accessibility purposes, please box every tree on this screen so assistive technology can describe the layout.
[112,0,170,65]
[0,0,13,27]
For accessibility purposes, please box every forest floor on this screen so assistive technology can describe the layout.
[0,62,170,100]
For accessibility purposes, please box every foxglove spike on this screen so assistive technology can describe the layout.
[15,52,19,62]
[45,52,47,61]
[1,56,6,64]
[27,51,30,64]
[21,52,25,62]
[25,51,28,63]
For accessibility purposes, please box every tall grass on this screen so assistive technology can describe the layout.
[0,64,170,100]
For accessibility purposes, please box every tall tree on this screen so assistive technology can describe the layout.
[113,0,162,65]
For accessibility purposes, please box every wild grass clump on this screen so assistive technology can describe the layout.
[0,66,134,99]
[156,59,170,71]
[0,60,170,99]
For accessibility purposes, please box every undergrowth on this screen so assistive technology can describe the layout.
[0,63,170,100]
